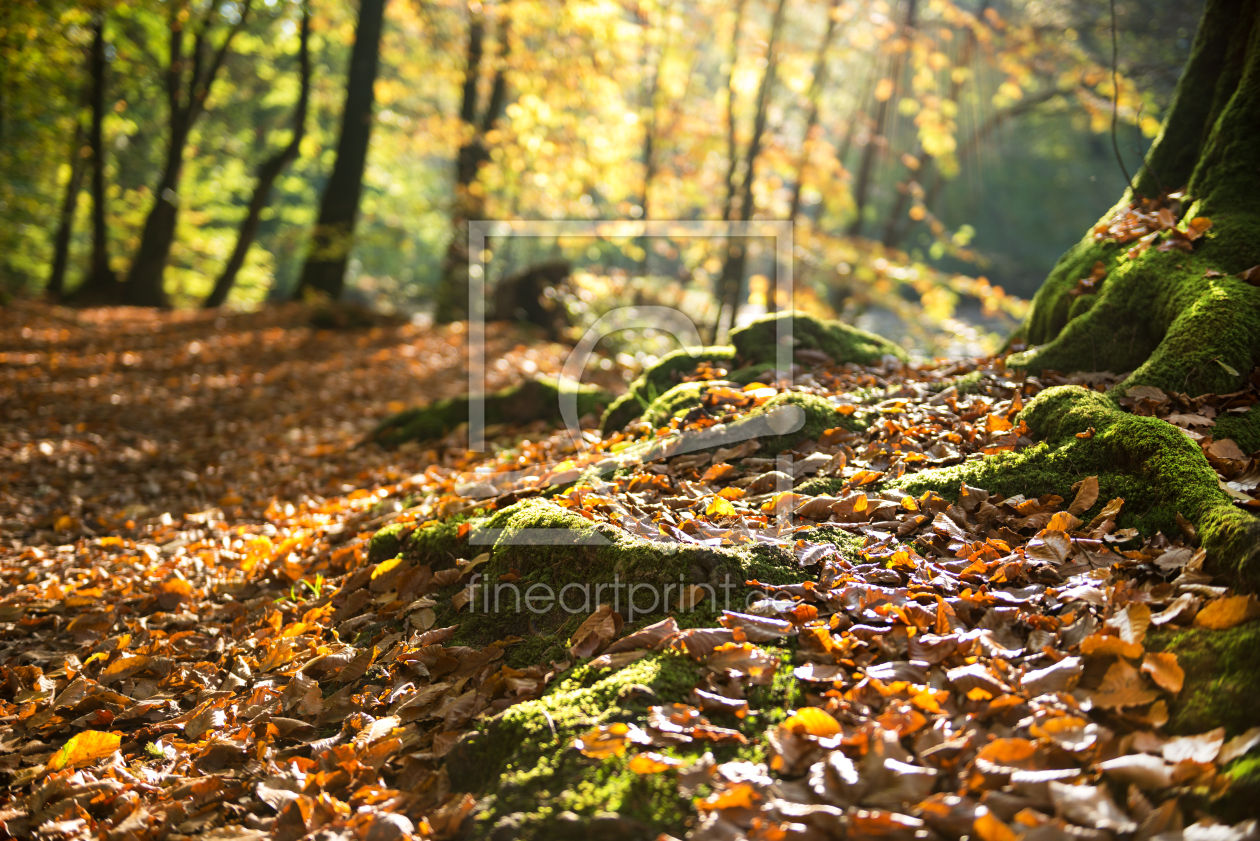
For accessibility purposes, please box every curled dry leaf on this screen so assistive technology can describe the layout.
[1140,652,1185,694]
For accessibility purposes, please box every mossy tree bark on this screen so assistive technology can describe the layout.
[1017,0,1260,397]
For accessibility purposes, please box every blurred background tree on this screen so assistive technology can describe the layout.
[0,0,1201,354]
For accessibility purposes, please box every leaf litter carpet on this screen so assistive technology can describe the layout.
[0,303,1258,841]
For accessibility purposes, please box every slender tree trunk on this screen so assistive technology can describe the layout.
[433,10,511,323]
[292,0,385,302]
[787,0,842,226]
[124,0,253,307]
[846,0,917,236]
[46,120,87,302]
[68,15,121,305]
[714,0,789,339]
[880,0,988,248]
[718,0,749,228]
[204,3,310,309]
[637,5,675,274]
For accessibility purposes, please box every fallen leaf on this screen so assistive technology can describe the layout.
[47,730,121,771]
[1193,594,1260,630]
[1141,652,1184,694]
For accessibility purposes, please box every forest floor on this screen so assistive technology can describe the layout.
[0,302,1258,841]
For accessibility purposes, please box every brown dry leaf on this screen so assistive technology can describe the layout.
[569,603,623,659]
[973,811,1020,841]
[1096,753,1174,790]
[1106,602,1152,646]
[1088,497,1126,529]
[1141,652,1184,694]
[1068,476,1100,515]
[1193,594,1260,630]
[604,617,679,654]
[1090,658,1160,709]
[1207,438,1248,461]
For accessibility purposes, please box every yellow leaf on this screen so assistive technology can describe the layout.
[706,496,738,519]
[47,730,121,771]
[371,557,403,580]
[761,492,803,516]
[1080,632,1143,660]
[1045,511,1082,533]
[1194,595,1260,630]
[782,707,842,737]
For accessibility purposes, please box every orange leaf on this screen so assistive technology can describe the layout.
[1194,595,1260,630]
[1141,652,1184,695]
[628,752,684,774]
[47,730,121,771]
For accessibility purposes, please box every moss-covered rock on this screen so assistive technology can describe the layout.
[1213,404,1260,455]
[730,310,908,368]
[446,652,704,840]
[1144,621,1260,823]
[600,313,906,434]
[371,376,614,447]
[390,498,817,666]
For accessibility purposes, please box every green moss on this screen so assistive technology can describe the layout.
[406,516,476,566]
[447,652,706,840]
[1146,621,1260,737]
[372,377,615,447]
[600,347,737,433]
[1213,405,1260,454]
[1214,754,1260,824]
[727,363,778,385]
[368,523,408,564]
[730,310,908,367]
[641,382,710,428]
[397,498,808,660]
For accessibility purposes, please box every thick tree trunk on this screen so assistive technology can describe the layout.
[204,3,310,309]
[125,1,253,307]
[294,0,386,302]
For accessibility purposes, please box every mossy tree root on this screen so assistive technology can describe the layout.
[893,386,1260,589]
[600,312,907,434]
[369,376,614,448]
